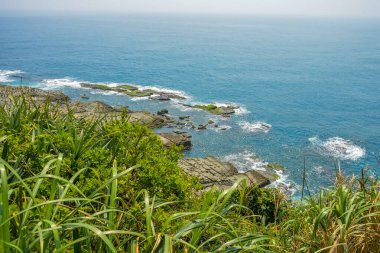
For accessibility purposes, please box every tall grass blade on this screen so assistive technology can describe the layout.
[0,164,10,253]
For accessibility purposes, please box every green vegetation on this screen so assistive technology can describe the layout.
[266,163,286,171]
[117,84,138,90]
[82,83,151,96]
[125,89,154,97]
[0,96,379,252]
[85,84,112,90]
[193,104,222,115]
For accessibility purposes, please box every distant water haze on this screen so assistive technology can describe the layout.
[1,0,380,17]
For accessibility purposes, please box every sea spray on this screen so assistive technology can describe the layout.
[41,78,83,89]
[222,150,268,172]
[0,70,24,83]
[238,121,272,133]
[308,136,365,161]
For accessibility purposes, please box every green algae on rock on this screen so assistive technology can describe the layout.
[181,103,238,116]
[80,82,186,100]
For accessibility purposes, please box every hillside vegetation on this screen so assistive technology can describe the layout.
[0,96,379,252]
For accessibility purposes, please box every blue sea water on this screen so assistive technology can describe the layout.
[1,14,379,195]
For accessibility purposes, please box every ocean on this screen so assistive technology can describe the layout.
[1,14,379,196]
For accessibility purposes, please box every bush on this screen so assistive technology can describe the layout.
[0,97,198,201]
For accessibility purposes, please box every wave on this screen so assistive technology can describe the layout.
[308,136,365,161]
[89,90,123,96]
[0,70,24,83]
[214,102,250,115]
[234,106,250,115]
[222,150,268,172]
[223,150,299,195]
[41,78,83,89]
[36,76,250,119]
[238,121,272,133]
[269,171,300,196]
[130,96,150,101]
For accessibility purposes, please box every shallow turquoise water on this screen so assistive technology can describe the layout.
[1,14,379,195]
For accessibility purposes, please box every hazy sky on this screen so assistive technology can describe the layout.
[1,0,380,17]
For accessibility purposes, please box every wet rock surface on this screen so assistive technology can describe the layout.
[179,157,273,190]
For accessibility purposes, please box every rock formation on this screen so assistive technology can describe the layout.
[157,132,192,150]
[179,156,273,190]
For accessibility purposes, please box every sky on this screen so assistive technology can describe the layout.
[1,0,380,17]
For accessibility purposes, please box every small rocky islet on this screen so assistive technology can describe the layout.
[80,82,240,117]
[80,82,187,100]
[0,84,284,191]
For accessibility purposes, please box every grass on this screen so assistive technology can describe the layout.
[0,95,379,252]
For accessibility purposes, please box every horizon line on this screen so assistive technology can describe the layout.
[1,9,380,19]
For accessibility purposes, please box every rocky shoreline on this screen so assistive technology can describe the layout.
[80,82,242,117]
[0,84,277,190]
[179,157,274,190]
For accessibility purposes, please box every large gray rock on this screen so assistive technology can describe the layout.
[179,157,273,190]
[71,101,119,117]
[157,132,192,150]
[128,111,172,128]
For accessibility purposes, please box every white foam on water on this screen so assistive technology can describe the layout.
[268,171,300,196]
[238,121,272,133]
[214,102,236,107]
[308,136,365,161]
[41,78,83,89]
[210,125,232,132]
[89,90,123,96]
[223,150,299,196]
[0,70,24,82]
[130,96,150,101]
[214,102,250,115]
[222,150,268,172]
[313,165,326,174]
[106,82,122,88]
[234,106,250,115]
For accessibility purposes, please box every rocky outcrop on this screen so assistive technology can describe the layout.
[0,84,68,104]
[157,109,169,115]
[180,103,238,117]
[71,101,121,118]
[0,84,180,129]
[80,82,186,100]
[157,132,192,150]
[127,111,174,128]
[179,157,273,190]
